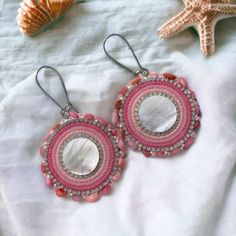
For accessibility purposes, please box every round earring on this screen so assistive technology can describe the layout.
[103,34,201,158]
[36,66,125,202]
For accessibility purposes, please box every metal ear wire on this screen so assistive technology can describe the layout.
[35,65,77,117]
[103,34,149,77]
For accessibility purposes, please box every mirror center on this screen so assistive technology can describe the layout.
[139,95,177,133]
[63,138,99,176]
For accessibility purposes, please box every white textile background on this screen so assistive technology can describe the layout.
[0,0,236,236]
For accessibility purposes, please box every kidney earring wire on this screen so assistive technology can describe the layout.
[36,65,78,118]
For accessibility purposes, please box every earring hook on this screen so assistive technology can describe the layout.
[103,34,149,77]
[35,65,77,117]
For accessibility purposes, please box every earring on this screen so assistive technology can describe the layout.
[36,66,125,202]
[103,34,201,158]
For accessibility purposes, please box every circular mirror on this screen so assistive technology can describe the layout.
[139,95,177,133]
[63,138,100,176]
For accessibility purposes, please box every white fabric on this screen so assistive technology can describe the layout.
[0,0,236,235]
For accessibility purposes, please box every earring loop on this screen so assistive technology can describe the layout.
[103,33,149,76]
[35,65,77,116]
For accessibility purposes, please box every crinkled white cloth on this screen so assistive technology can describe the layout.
[0,0,236,235]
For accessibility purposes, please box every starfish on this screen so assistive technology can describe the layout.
[158,0,236,56]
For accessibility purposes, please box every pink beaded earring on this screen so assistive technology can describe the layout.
[36,66,126,202]
[103,34,201,158]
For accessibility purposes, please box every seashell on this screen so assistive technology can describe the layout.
[17,0,76,36]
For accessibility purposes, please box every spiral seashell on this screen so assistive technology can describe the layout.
[17,0,76,36]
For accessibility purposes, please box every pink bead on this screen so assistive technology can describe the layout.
[143,150,151,158]
[110,128,117,136]
[96,116,108,127]
[127,140,137,150]
[46,177,54,187]
[115,99,122,110]
[156,151,166,157]
[112,172,121,182]
[86,192,99,203]
[84,113,95,120]
[55,188,67,198]
[184,137,194,149]
[131,76,142,85]
[101,185,112,195]
[163,73,176,80]
[119,151,125,159]
[194,120,200,129]
[171,148,182,156]
[177,77,188,88]
[118,139,125,151]
[44,132,52,142]
[51,123,60,132]
[150,71,159,77]
[195,105,201,116]
[111,110,119,125]
[191,91,196,99]
[69,112,79,119]
[119,86,129,96]
[40,144,45,158]
[118,158,125,169]
[41,163,47,174]
[118,128,126,140]
[72,195,83,201]
[191,131,196,138]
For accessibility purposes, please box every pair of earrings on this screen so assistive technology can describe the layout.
[37,34,201,202]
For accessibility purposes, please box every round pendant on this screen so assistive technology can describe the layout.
[40,112,125,202]
[112,72,201,157]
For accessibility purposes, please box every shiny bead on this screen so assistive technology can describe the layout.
[171,148,181,156]
[195,105,201,116]
[51,123,60,131]
[96,116,108,127]
[46,177,54,187]
[119,151,125,159]
[115,99,122,110]
[110,128,117,136]
[156,151,166,157]
[118,139,125,151]
[143,150,151,158]
[86,192,99,203]
[44,131,52,142]
[69,112,79,119]
[41,163,47,174]
[118,158,125,169]
[118,128,126,140]
[194,120,200,129]
[40,143,46,158]
[119,86,129,96]
[131,76,141,85]
[191,91,196,99]
[101,185,112,195]
[112,172,121,182]
[55,188,67,198]
[111,110,119,125]
[163,73,176,80]
[72,195,83,201]
[84,113,95,120]
[176,77,188,88]
[184,137,194,149]
[127,140,137,150]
